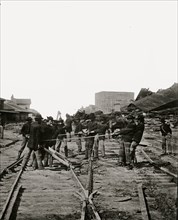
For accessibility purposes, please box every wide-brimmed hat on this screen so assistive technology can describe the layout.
[89,113,95,120]
[47,116,53,121]
[35,114,43,119]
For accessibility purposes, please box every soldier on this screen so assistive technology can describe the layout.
[54,118,68,157]
[130,114,145,167]
[93,116,108,159]
[117,114,136,169]
[17,117,32,160]
[160,118,172,155]
[84,113,98,160]
[21,114,44,170]
[65,113,72,141]
[74,117,84,153]
[41,116,55,167]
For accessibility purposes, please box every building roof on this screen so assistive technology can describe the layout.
[0,109,18,114]
[135,88,153,101]
[4,101,30,113]
[128,83,178,112]
[11,95,31,105]
[14,99,31,105]
[95,91,134,95]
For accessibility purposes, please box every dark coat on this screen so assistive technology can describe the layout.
[97,123,108,135]
[75,122,83,135]
[65,118,72,132]
[40,122,55,147]
[54,124,66,140]
[160,123,172,136]
[20,122,31,137]
[27,121,42,151]
[86,121,98,136]
[119,121,136,142]
[132,122,144,143]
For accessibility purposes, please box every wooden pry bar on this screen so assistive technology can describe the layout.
[44,148,70,168]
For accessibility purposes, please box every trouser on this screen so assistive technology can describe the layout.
[85,137,94,159]
[93,134,99,158]
[130,141,139,164]
[76,135,82,152]
[21,147,44,170]
[108,129,112,139]
[42,145,53,167]
[66,132,72,141]
[99,138,105,157]
[44,145,55,167]
[55,137,68,157]
[162,135,172,154]
[118,141,131,165]
[0,125,4,139]
[17,136,28,159]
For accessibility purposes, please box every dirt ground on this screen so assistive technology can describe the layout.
[1,124,177,220]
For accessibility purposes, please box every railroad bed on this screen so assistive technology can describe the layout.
[0,136,177,220]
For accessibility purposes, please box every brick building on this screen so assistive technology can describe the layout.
[95,91,134,113]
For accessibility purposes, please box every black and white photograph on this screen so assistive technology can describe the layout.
[0,0,177,219]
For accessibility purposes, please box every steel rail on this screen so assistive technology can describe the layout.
[141,148,177,182]
[45,148,101,220]
[0,157,23,180]
[4,185,22,220]
[0,169,23,220]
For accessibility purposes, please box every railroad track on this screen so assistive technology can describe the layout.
[110,140,177,220]
[134,146,177,220]
[0,141,21,170]
[143,133,178,162]
[0,158,23,220]
[0,139,177,220]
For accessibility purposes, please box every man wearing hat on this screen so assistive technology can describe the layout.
[21,113,44,170]
[93,116,109,159]
[17,117,32,160]
[130,114,145,167]
[84,113,98,160]
[54,118,68,157]
[116,114,136,169]
[160,117,172,155]
[74,117,84,153]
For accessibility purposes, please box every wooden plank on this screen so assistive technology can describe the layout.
[44,148,70,167]
[80,200,87,220]
[137,183,150,220]
[88,198,101,220]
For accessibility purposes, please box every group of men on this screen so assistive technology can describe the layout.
[18,111,146,171]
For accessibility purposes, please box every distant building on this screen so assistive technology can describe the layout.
[0,95,38,123]
[11,95,31,109]
[95,91,134,113]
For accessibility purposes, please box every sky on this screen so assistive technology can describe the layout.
[1,0,177,119]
